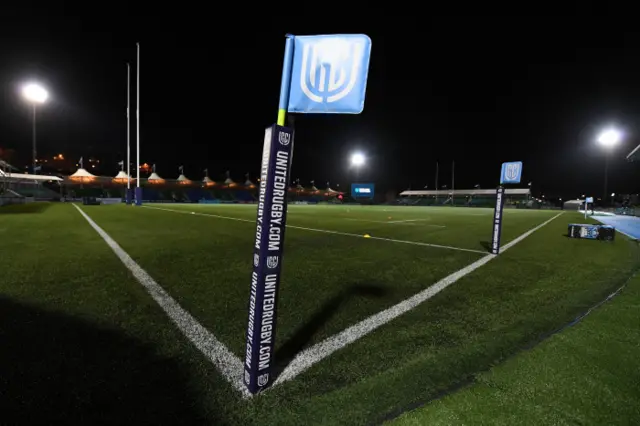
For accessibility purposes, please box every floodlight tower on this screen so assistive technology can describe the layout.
[22,83,49,174]
[597,128,621,205]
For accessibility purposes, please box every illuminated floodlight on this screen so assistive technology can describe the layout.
[22,83,49,104]
[351,152,365,167]
[597,128,621,148]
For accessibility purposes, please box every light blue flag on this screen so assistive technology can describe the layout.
[288,34,372,114]
[500,162,523,184]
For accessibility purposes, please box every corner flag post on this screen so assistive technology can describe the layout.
[243,35,296,395]
[491,161,523,254]
[490,186,506,254]
[243,33,372,395]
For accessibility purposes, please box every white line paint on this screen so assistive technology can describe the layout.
[386,218,430,223]
[344,218,444,227]
[343,218,393,224]
[362,233,480,253]
[73,204,249,397]
[148,205,255,224]
[500,212,563,251]
[143,205,483,254]
[388,220,445,227]
[273,212,564,387]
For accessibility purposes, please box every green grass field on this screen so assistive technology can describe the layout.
[391,273,640,426]
[1,202,638,425]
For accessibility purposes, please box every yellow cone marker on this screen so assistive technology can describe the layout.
[363,234,371,238]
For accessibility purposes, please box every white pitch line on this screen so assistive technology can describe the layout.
[386,218,429,223]
[363,233,479,253]
[388,220,446,227]
[343,218,392,224]
[147,205,254,224]
[144,205,255,223]
[344,218,445,227]
[143,205,483,254]
[273,212,564,387]
[73,204,249,397]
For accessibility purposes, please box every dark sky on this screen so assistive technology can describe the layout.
[1,13,640,198]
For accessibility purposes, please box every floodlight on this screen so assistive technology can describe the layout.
[22,83,48,104]
[597,128,621,148]
[351,152,365,167]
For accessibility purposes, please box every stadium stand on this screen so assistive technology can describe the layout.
[397,188,531,208]
[2,163,348,206]
[1,160,64,202]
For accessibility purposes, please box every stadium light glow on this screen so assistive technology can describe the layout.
[22,82,49,175]
[351,152,365,167]
[596,127,621,206]
[597,128,621,148]
[22,83,48,104]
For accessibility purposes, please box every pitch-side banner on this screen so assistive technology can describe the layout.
[244,125,294,394]
[491,187,506,255]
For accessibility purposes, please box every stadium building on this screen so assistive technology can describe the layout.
[397,188,531,208]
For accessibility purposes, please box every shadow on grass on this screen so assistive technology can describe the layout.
[274,284,390,377]
[480,241,492,252]
[0,202,53,214]
[0,297,211,425]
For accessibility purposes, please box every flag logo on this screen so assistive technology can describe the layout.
[253,254,259,267]
[288,34,372,114]
[505,163,520,180]
[299,38,364,104]
[266,256,279,269]
[278,131,290,146]
[257,373,269,387]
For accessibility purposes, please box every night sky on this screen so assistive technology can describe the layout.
[1,14,640,199]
